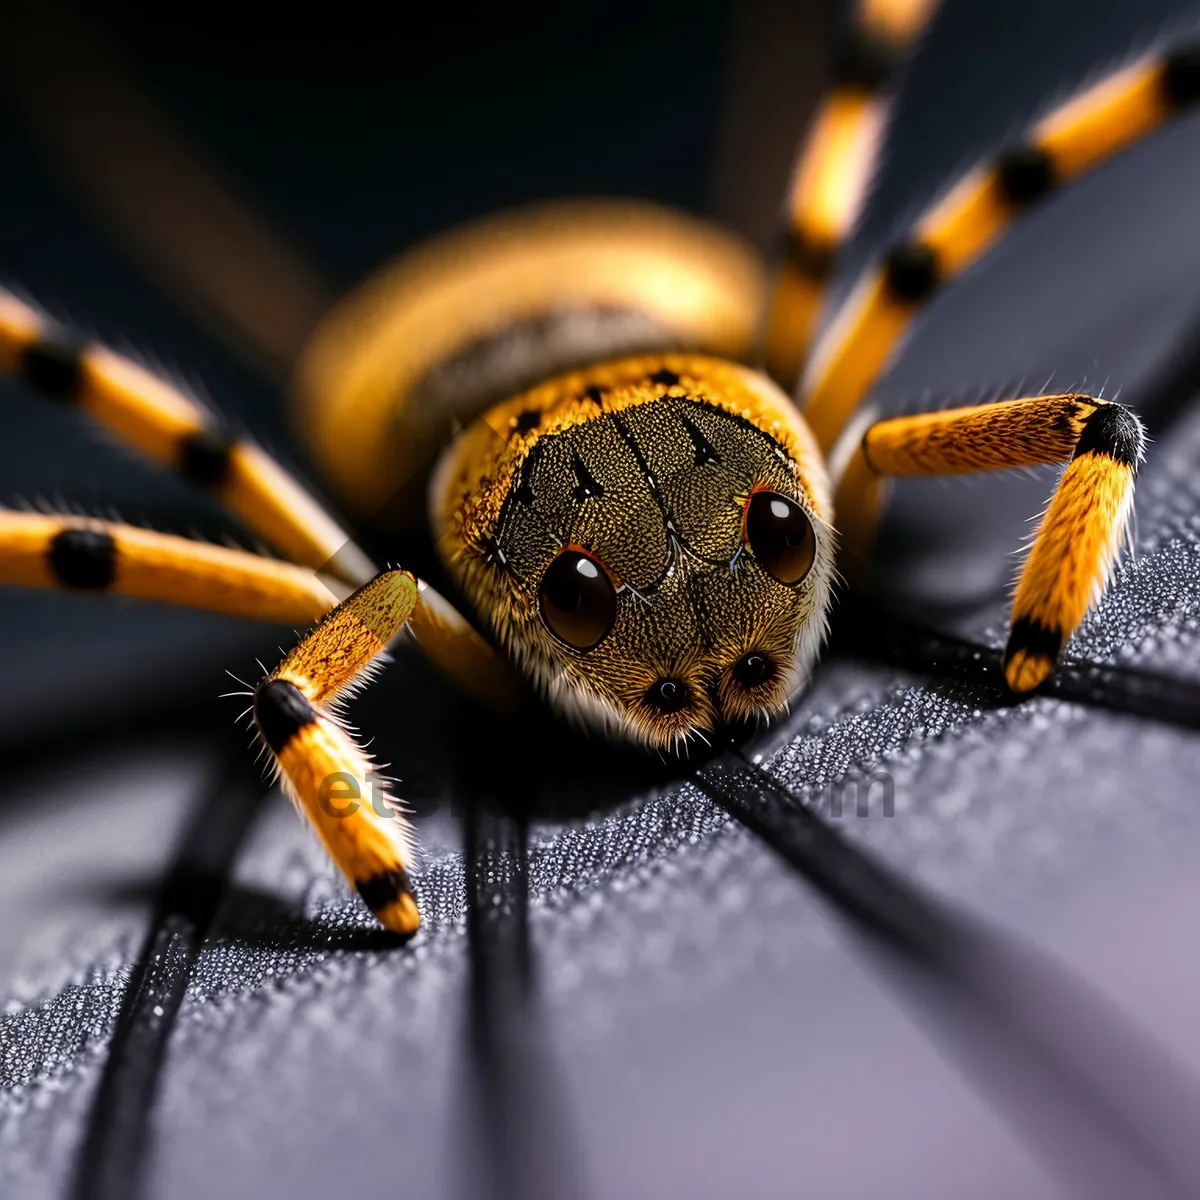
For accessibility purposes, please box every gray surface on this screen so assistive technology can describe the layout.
[5,5,1200,1200]
[4,410,1200,1199]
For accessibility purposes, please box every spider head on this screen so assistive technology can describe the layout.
[433,356,835,752]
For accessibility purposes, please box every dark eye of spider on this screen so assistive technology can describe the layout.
[745,491,816,585]
[538,549,616,651]
[645,678,691,714]
[733,652,776,688]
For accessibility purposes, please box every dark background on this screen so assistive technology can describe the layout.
[4,2,1200,1198]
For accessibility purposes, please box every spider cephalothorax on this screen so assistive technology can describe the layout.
[432,354,836,749]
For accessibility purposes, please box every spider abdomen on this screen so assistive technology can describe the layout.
[294,201,764,537]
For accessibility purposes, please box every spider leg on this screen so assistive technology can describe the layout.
[835,392,1145,693]
[800,38,1200,450]
[0,288,373,584]
[252,569,425,934]
[0,504,520,928]
[764,0,941,390]
[407,580,525,713]
[0,510,346,623]
[0,507,524,704]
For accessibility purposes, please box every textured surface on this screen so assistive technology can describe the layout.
[5,2,1200,1198]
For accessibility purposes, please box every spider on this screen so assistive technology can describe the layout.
[1,2,1197,941]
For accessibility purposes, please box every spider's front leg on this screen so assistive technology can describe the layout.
[833,393,1145,693]
[252,568,524,935]
[252,569,425,934]
[0,511,517,932]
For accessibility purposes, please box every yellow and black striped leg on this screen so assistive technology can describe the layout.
[0,510,519,929]
[802,38,1200,451]
[765,0,941,390]
[253,570,426,934]
[0,508,520,697]
[1004,405,1143,692]
[0,511,345,622]
[0,289,372,585]
[834,393,1145,693]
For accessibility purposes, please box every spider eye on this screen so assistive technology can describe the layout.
[745,491,816,585]
[645,677,691,714]
[733,652,776,688]
[538,549,616,651]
